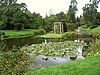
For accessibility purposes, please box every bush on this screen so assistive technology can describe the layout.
[86,39,100,56]
[0,46,33,75]
[0,31,5,36]
[33,29,46,36]
[0,31,2,36]
[92,31,100,39]
[74,22,80,29]
[90,25,97,29]
[62,32,77,40]
[78,27,100,38]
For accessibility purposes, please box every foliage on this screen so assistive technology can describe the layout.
[0,31,5,40]
[90,25,98,29]
[43,12,67,33]
[83,0,100,25]
[0,0,17,6]
[92,32,100,39]
[0,31,2,36]
[2,3,30,30]
[67,0,77,23]
[77,26,100,38]
[74,22,80,29]
[55,11,67,32]
[86,39,100,56]
[33,29,46,36]
[43,15,51,32]
[56,11,67,21]
[62,32,77,40]
[24,56,100,75]
[31,12,41,29]
[0,46,33,75]
[37,15,43,28]
[22,41,86,58]
[0,1,42,30]
[95,12,100,25]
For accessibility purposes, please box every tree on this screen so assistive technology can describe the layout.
[24,10,33,29]
[83,0,100,25]
[56,12,67,32]
[2,3,30,30]
[89,0,100,7]
[95,12,100,25]
[56,11,67,21]
[43,15,50,32]
[36,15,43,29]
[30,12,39,29]
[67,0,78,23]
[0,0,17,6]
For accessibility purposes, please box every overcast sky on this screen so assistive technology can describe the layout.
[17,0,100,17]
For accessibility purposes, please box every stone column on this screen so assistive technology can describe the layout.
[54,23,56,33]
[62,23,64,33]
[59,23,61,33]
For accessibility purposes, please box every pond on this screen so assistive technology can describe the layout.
[25,41,85,68]
[0,36,92,69]
[0,36,93,49]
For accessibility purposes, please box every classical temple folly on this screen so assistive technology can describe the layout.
[54,22,64,34]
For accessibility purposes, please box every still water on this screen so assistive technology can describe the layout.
[0,36,93,49]
[0,36,92,68]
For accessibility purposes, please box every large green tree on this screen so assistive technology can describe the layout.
[56,11,67,21]
[83,0,100,25]
[95,12,100,25]
[56,11,67,32]
[0,0,34,30]
[36,15,43,29]
[0,0,17,29]
[2,3,30,30]
[0,0,17,6]
[67,0,77,23]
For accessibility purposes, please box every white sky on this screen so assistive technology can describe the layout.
[17,0,100,17]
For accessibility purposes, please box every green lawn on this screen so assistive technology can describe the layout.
[0,29,38,38]
[92,26,100,32]
[24,56,100,75]
[39,33,63,39]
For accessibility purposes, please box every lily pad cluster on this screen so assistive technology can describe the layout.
[21,41,86,58]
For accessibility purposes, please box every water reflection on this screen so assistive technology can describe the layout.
[0,36,93,49]
[30,45,85,67]
[35,55,70,66]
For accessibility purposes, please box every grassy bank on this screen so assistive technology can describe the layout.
[38,32,76,40]
[38,33,63,39]
[92,26,100,32]
[0,29,45,39]
[24,56,100,75]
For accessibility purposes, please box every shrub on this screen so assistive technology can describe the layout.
[74,22,80,29]
[0,31,2,36]
[84,39,100,56]
[33,29,46,36]
[78,27,100,38]
[0,46,33,75]
[62,32,77,40]
[0,31,5,36]
[92,31,100,39]
[90,25,97,29]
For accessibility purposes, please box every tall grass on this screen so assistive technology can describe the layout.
[86,39,100,56]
